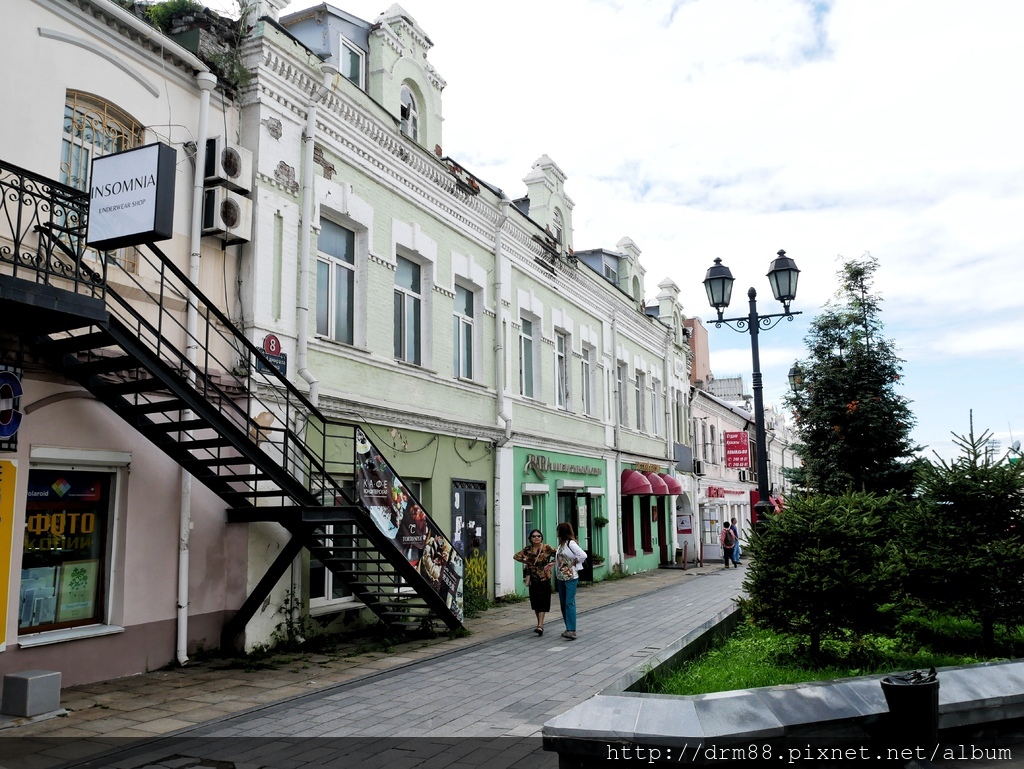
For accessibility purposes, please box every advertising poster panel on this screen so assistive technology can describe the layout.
[355,429,463,622]
[724,431,751,468]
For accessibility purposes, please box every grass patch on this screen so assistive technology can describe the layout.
[653,622,990,696]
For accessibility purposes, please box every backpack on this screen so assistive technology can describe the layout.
[723,528,735,548]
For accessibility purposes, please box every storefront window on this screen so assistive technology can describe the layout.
[522,495,543,544]
[20,468,113,633]
[640,496,653,553]
[623,500,636,556]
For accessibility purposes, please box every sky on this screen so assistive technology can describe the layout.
[210,0,1024,462]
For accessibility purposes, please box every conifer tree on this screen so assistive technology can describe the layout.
[785,254,919,496]
[901,418,1024,651]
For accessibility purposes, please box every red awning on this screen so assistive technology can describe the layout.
[643,471,670,495]
[659,473,685,495]
[621,469,653,495]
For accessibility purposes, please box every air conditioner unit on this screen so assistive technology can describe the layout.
[205,136,252,193]
[693,460,705,476]
[202,187,252,243]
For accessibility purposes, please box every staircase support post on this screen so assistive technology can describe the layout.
[220,532,305,651]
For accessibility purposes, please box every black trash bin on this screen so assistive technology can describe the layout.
[880,668,939,751]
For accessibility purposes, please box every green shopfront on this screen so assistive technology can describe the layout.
[512,448,608,593]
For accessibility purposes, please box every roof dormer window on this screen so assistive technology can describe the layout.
[552,208,564,246]
[400,85,419,141]
[602,254,619,284]
[340,37,365,88]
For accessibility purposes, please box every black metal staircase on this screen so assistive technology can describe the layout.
[0,159,464,645]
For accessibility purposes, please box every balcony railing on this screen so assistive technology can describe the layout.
[0,159,106,299]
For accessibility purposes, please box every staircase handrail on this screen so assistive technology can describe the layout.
[98,242,339,507]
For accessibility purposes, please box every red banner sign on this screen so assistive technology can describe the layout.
[724,431,751,468]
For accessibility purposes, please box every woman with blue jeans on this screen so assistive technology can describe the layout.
[547,521,587,640]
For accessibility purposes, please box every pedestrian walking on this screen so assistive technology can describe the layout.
[547,521,587,640]
[730,517,742,566]
[513,529,556,635]
[720,522,738,569]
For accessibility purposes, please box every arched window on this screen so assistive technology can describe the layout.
[552,208,564,246]
[60,91,143,272]
[60,90,142,192]
[400,85,419,141]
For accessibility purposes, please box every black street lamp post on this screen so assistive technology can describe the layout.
[703,250,801,522]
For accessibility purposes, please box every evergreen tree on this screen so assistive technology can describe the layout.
[739,491,901,658]
[785,254,919,496]
[900,419,1024,651]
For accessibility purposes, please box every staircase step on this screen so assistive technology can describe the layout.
[37,330,114,356]
[201,456,254,467]
[378,609,432,617]
[301,507,362,524]
[94,377,169,396]
[349,581,407,588]
[218,473,272,484]
[131,399,187,415]
[138,418,210,434]
[68,355,140,378]
[177,438,234,451]
[221,489,290,500]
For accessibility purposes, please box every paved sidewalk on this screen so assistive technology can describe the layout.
[0,563,737,767]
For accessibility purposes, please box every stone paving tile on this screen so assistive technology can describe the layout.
[128,717,202,734]
[1,567,736,768]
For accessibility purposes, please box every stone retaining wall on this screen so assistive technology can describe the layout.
[543,607,1024,766]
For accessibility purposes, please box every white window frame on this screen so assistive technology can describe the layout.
[652,378,663,437]
[554,331,570,410]
[339,36,365,88]
[18,447,129,647]
[309,524,357,614]
[453,283,475,380]
[635,372,647,433]
[316,218,357,345]
[521,495,539,549]
[519,316,538,398]
[394,254,423,365]
[400,85,419,141]
[552,208,564,246]
[617,362,629,427]
[603,254,619,284]
[581,345,595,417]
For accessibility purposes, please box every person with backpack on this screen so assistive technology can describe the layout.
[720,521,738,569]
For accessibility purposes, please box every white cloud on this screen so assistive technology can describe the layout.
[253,0,1024,461]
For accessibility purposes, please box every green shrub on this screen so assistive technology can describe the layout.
[145,0,203,31]
[738,491,903,657]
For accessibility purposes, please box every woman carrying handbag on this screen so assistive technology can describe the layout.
[546,521,587,640]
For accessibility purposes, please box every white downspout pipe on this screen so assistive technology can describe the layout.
[291,63,336,630]
[612,311,625,573]
[179,70,218,666]
[296,63,337,408]
[492,198,510,596]
[663,330,677,560]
